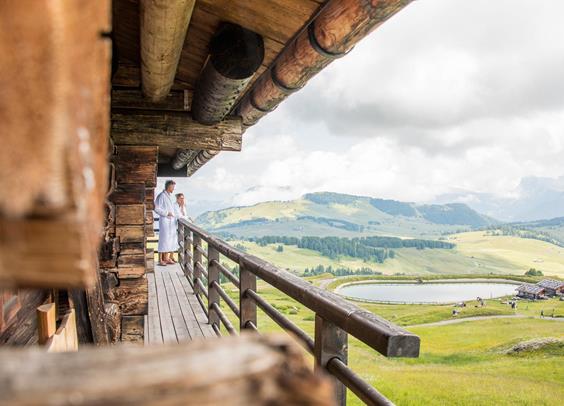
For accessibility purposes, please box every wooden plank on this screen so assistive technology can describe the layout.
[144,315,148,346]
[117,253,145,268]
[45,309,78,353]
[0,290,49,345]
[111,110,242,151]
[162,271,191,341]
[116,205,145,225]
[112,89,192,111]
[176,268,215,339]
[0,335,334,405]
[146,273,162,345]
[153,267,177,343]
[36,303,56,345]
[0,218,95,289]
[116,225,145,243]
[140,0,196,101]
[170,270,204,339]
[117,267,145,279]
[113,277,148,316]
[121,315,144,344]
[119,242,146,256]
[109,184,146,205]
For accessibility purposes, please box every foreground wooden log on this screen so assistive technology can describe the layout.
[236,0,414,126]
[0,335,335,405]
[140,0,196,101]
[192,23,264,125]
[111,110,242,151]
[0,0,111,288]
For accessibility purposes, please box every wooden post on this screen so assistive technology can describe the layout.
[177,225,184,271]
[192,234,202,293]
[184,230,193,279]
[37,303,56,345]
[239,264,257,331]
[314,315,348,406]
[207,246,220,331]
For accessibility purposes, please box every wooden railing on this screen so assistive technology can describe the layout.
[177,219,420,406]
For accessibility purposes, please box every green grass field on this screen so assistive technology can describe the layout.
[242,281,564,405]
[230,231,564,278]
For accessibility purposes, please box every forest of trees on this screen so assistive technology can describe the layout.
[484,226,564,247]
[248,235,454,263]
[303,265,380,277]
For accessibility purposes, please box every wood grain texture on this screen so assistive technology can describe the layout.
[112,89,192,111]
[111,110,242,151]
[0,335,334,405]
[140,0,196,101]
[113,277,148,316]
[36,303,56,345]
[0,0,111,289]
[116,205,145,225]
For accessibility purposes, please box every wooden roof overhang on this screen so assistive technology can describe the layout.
[111,0,413,177]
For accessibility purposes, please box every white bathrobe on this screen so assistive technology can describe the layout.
[155,190,178,253]
[174,202,189,222]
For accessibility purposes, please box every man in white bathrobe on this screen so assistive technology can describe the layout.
[155,180,178,266]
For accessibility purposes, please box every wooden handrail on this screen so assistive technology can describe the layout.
[179,219,419,358]
[178,219,421,405]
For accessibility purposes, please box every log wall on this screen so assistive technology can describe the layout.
[101,145,158,343]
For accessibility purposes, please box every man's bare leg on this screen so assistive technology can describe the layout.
[159,252,168,266]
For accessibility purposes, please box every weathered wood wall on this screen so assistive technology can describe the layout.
[101,146,158,343]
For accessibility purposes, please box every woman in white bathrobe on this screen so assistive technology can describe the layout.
[154,180,178,266]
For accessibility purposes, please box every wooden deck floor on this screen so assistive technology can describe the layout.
[145,264,216,345]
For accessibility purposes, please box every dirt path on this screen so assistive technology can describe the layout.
[407,314,564,328]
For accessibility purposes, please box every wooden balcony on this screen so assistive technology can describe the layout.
[167,219,421,405]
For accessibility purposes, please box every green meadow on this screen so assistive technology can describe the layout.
[242,280,564,406]
[230,231,564,278]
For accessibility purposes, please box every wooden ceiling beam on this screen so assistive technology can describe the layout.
[235,0,414,127]
[140,0,196,101]
[192,23,264,125]
[111,109,241,151]
[186,150,220,177]
[112,89,192,112]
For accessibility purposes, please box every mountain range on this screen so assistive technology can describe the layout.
[196,192,497,238]
[434,176,564,222]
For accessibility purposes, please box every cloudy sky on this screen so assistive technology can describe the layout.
[169,0,564,216]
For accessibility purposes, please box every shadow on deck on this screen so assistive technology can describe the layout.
[146,264,216,345]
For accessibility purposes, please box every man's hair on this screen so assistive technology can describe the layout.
[165,180,176,189]
[175,193,184,199]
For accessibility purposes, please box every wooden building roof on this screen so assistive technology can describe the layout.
[111,0,413,176]
[112,0,324,167]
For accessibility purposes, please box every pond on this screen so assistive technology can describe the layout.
[337,281,519,304]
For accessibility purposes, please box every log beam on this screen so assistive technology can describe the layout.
[186,150,220,177]
[0,335,333,405]
[112,89,192,112]
[111,110,242,151]
[171,149,199,171]
[192,23,264,125]
[235,0,414,127]
[140,0,196,101]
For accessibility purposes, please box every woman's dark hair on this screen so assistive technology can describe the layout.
[165,180,176,189]
[175,193,184,199]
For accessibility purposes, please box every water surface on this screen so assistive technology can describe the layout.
[338,282,518,303]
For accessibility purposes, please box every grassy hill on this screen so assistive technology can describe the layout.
[231,231,564,277]
[197,192,496,238]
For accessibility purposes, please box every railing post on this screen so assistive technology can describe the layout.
[193,234,202,293]
[314,315,348,406]
[239,264,257,331]
[177,224,184,270]
[183,228,192,279]
[207,245,220,331]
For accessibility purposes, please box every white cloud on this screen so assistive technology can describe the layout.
[169,0,564,214]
